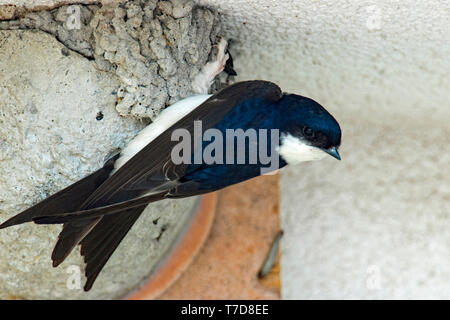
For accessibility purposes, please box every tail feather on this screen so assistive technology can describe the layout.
[51,219,101,267]
[33,191,168,224]
[80,206,146,291]
[0,155,117,229]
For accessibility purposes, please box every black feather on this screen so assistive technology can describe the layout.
[80,206,145,291]
[224,49,237,76]
[0,154,117,229]
[51,219,100,267]
[33,191,168,224]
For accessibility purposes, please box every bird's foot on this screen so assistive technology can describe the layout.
[191,37,229,94]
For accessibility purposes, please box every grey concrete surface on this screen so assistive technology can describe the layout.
[0,28,196,299]
[0,0,221,119]
[199,0,450,299]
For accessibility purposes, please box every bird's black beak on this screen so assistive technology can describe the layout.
[321,146,341,160]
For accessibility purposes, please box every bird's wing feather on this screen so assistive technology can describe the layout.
[51,218,101,267]
[34,190,168,224]
[0,154,118,229]
[79,205,146,291]
[80,80,282,209]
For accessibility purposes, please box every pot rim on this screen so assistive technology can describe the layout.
[125,193,217,300]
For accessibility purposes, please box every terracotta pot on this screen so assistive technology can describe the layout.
[125,193,217,299]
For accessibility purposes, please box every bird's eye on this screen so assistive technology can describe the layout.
[303,126,314,137]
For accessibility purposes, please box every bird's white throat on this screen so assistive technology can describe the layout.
[277,134,327,164]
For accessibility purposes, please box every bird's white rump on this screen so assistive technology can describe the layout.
[112,94,212,174]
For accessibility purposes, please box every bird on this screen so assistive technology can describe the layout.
[0,80,342,291]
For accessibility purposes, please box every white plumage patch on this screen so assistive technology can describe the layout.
[277,133,327,164]
[112,94,211,174]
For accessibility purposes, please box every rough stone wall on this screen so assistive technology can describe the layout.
[0,0,222,299]
[0,0,221,118]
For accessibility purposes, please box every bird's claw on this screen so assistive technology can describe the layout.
[191,37,231,94]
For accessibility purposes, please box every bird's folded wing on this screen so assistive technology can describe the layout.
[80,80,283,209]
[80,206,146,291]
[51,218,101,267]
[0,154,118,229]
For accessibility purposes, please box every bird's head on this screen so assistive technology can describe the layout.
[277,94,342,164]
